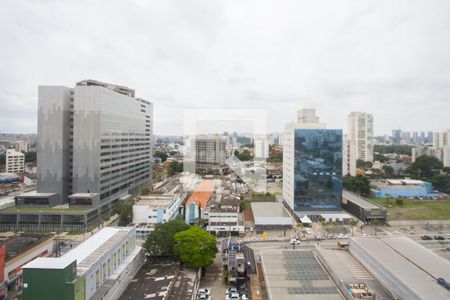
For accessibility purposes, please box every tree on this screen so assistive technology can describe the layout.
[343,175,371,197]
[154,151,168,162]
[356,159,373,170]
[349,219,358,237]
[432,174,450,194]
[168,161,183,176]
[406,155,443,179]
[372,219,382,236]
[174,226,218,268]
[234,150,252,161]
[382,165,394,177]
[144,218,190,256]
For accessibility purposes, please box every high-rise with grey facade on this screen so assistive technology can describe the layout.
[192,135,227,174]
[3,80,152,231]
[348,112,374,162]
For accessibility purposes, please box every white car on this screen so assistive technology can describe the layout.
[225,293,240,300]
[198,288,211,295]
[241,294,249,300]
[289,239,301,245]
[198,294,210,300]
[226,288,238,294]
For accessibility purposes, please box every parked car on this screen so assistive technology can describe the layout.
[241,294,249,300]
[226,288,238,294]
[437,278,450,290]
[434,235,445,240]
[198,294,210,300]
[225,292,240,300]
[198,288,211,295]
[421,235,433,240]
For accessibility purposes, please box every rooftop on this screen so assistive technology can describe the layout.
[350,237,450,299]
[23,227,133,275]
[371,179,428,189]
[0,234,53,262]
[135,194,176,208]
[260,249,341,300]
[342,190,381,210]
[251,202,292,226]
[185,180,215,208]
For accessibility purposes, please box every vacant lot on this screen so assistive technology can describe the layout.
[372,198,450,220]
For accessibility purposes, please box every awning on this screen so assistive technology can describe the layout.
[300,215,312,224]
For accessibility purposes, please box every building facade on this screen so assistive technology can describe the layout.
[347,112,374,162]
[283,109,343,213]
[1,80,153,232]
[22,227,143,300]
[342,136,356,176]
[132,194,182,225]
[192,135,227,174]
[5,149,25,174]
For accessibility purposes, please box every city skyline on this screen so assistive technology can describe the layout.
[1,1,450,135]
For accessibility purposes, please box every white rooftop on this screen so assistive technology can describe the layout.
[23,227,133,274]
[350,237,450,299]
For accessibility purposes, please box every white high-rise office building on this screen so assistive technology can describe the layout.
[6,149,25,173]
[348,112,374,162]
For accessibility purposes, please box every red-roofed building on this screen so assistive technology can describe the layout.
[185,180,215,224]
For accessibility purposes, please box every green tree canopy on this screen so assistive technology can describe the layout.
[116,203,133,226]
[382,165,394,177]
[343,175,371,197]
[356,159,373,170]
[234,149,252,161]
[406,155,443,179]
[154,151,168,162]
[168,161,183,176]
[174,226,218,268]
[143,218,190,256]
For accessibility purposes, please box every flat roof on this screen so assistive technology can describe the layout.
[260,249,341,300]
[350,237,450,299]
[136,194,175,207]
[251,202,292,226]
[0,234,53,262]
[23,227,133,274]
[342,190,380,210]
[69,193,99,198]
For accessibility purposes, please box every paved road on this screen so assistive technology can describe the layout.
[199,251,226,300]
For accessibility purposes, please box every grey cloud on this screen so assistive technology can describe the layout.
[1,0,450,135]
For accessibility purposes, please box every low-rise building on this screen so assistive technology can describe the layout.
[251,202,292,233]
[184,180,215,224]
[0,234,53,297]
[370,179,433,198]
[22,227,143,300]
[5,149,24,174]
[349,237,450,300]
[205,194,244,235]
[133,194,182,226]
[342,190,387,224]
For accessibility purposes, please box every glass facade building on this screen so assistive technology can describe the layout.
[293,129,343,211]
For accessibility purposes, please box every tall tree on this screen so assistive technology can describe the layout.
[343,175,371,197]
[174,226,218,268]
[144,218,190,256]
[406,155,443,179]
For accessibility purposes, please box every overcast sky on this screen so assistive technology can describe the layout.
[1,0,450,136]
